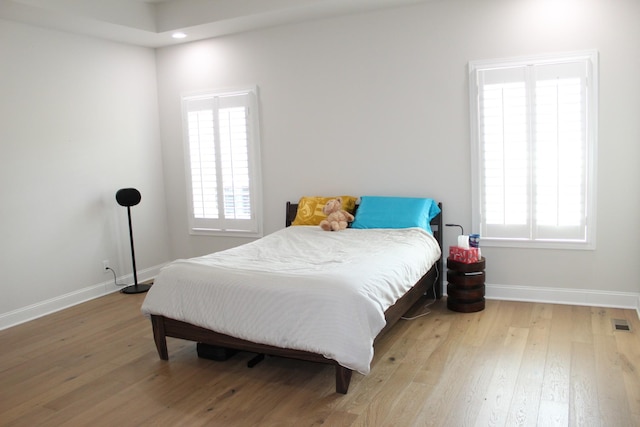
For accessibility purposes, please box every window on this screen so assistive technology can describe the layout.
[469,51,598,249]
[182,87,262,236]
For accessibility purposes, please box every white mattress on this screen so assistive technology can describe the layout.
[141,226,441,374]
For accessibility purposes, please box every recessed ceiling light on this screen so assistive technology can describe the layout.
[172,32,187,39]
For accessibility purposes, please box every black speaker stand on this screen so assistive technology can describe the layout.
[121,283,151,294]
[115,188,150,295]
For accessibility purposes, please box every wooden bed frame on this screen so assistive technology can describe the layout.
[150,201,443,394]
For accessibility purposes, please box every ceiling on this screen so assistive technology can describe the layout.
[0,0,429,48]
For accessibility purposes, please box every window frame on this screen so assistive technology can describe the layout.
[181,86,263,238]
[469,50,598,250]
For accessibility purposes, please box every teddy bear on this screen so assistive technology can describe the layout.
[319,197,354,231]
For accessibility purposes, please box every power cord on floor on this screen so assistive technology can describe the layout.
[105,267,127,287]
[401,262,440,321]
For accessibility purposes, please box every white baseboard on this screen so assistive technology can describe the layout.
[485,283,640,311]
[5,275,639,330]
[0,263,166,331]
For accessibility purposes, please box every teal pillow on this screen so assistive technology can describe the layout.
[351,196,440,233]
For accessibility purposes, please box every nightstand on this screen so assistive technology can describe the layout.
[446,257,485,312]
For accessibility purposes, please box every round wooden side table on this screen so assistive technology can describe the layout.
[446,257,485,313]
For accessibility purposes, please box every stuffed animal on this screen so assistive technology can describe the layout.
[319,197,354,231]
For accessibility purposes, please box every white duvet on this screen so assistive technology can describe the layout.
[141,226,441,374]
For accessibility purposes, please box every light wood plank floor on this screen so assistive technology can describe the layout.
[1,293,639,426]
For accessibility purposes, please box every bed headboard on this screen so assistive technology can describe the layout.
[285,201,442,241]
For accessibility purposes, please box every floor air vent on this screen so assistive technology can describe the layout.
[612,319,631,332]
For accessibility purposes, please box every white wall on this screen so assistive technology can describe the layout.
[0,19,171,327]
[156,0,640,302]
[1,0,637,326]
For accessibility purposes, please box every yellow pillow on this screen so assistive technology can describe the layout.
[291,196,358,226]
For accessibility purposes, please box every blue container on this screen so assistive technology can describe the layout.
[469,234,480,248]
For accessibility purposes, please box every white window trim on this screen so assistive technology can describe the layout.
[469,50,598,250]
[181,86,263,238]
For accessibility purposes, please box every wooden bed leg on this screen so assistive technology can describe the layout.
[150,315,169,360]
[335,366,352,394]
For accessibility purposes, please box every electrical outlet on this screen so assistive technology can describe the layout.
[103,259,110,272]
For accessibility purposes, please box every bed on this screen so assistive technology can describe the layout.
[142,196,443,394]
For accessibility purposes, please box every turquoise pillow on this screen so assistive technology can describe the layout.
[351,196,440,233]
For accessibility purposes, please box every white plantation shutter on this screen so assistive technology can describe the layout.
[470,52,597,249]
[479,67,530,240]
[188,101,217,220]
[183,88,262,236]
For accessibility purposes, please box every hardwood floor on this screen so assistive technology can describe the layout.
[1,293,639,426]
